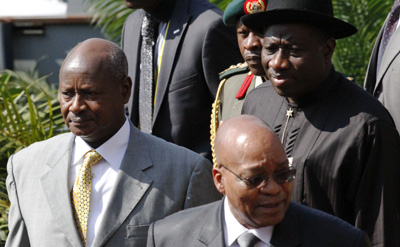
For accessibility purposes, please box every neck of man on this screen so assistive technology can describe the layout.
[146,0,176,22]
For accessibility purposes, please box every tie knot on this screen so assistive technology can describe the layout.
[141,14,159,39]
[237,232,259,247]
[84,150,102,168]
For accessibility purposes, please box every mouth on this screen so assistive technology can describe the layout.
[257,201,284,212]
[245,55,261,64]
[268,72,291,86]
[69,114,90,124]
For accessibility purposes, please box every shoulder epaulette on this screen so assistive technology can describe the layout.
[219,63,249,80]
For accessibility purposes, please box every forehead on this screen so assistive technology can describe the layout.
[232,134,288,172]
[263,23,318,41]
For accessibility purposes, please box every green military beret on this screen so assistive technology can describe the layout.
[223,0,268,26]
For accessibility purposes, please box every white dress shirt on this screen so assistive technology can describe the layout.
[69,118,130,246]
[223,197,274,247]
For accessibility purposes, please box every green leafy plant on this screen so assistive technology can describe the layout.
[0,69,66,243]
[332,0,392,84]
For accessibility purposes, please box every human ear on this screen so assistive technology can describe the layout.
[121,76,132,104]
[323,38,336,61]
[213,167,225,195]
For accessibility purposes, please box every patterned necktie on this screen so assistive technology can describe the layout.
[237,232,260,247]
[139,14,158,133]
[377,0,400,71]
[71,150,103,246]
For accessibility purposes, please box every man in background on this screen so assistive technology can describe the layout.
[212,0,267,122]
[122,0,242,160]
[364,0,400,134]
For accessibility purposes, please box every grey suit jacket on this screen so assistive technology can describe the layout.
[121,0,242,158]
[147,200,370,247]
[6,122,221,246]
[364,13,400,134]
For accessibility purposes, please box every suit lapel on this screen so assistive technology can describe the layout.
[377,27,400,86]
[125,10,145,122]
[93,123,153,246]
[197,200,225,247]
[40,133,83,247]
[153,0,191,123]
[270,203,301,246]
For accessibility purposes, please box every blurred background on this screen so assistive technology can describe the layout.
[0,0,105,84]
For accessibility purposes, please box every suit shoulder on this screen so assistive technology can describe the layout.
[334,72,394,122]
[152,201,218,231]
[12,132,72,157]
[219,63,249,80]
[289,202,369,244]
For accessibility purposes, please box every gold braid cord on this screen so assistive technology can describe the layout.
[210,78,227,168]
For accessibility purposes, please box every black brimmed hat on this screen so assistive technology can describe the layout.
[240,0,357,39]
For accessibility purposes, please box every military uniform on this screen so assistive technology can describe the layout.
[210,63,265,166]
[215,63,264,122]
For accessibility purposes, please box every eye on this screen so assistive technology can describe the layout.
[84,91,100,100]
[61,91,74,100]
[263,44,278,55]
[246,176,265,187]
[288,46,302,56]
[274,169,296,184]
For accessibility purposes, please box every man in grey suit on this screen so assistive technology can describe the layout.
[147,115,370,247]
[122,0,242,160]
[364,0,400,134]
[5,38,221,247]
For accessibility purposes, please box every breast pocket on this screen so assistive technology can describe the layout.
[125,225,149,247]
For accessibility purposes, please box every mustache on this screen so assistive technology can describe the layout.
[268,70,289,79]
[68,113,89,122]
[244,52,261,59]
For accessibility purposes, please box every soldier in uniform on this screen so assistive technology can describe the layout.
[210,0,268,166]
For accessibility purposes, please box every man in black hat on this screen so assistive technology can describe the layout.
[241,0,400,246]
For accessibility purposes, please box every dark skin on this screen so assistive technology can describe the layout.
[213,115,292,228]
[124,0,161,12]
[59,38,132,149]
[236,21,265,76]
[262,23,335,104]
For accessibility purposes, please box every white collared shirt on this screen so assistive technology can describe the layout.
[69,118,130,246]
[223,197,274,247]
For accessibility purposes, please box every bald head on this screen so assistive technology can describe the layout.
[213,115,292,228]
[215,115,284,168]
[61,38,128,83]
[59,38,132,148]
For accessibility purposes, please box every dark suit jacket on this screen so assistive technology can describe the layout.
[147,200,370,247]
[364,10,400,134]
[121,0,242,158]
[6,122,221,247]
[242,69,400,246]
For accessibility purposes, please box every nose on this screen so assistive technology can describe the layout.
[268,48,289,70]
[244,32,262,51]
[259,178,281,195]
[69,94,86,114]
